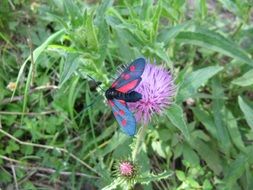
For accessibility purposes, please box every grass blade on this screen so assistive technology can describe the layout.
[12,29,65,99]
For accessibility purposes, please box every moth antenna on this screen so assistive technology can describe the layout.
[77,70,105,92]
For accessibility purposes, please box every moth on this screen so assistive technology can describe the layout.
[105,58,146,136]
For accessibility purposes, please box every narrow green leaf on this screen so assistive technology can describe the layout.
[225,108,246,152]
[86,13,99,50]
[212,78,231,152]
[177,66,223,102]
[95,0,111,64]
[232,69,253,86]
[152,0,162,38]
[199,0,207,18]
[21,62,34,122]
[166,104,190,140]
[238,96,253,130]
[176,28,253,66]
[140,0,152,20]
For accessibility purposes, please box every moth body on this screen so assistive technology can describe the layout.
[105,88,142,102]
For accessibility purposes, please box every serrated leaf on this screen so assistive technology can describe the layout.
[166,104,190,140]
[232,69,253,86]
[177,66,223,102]
[176,28,253,66]
[238,96,253,130]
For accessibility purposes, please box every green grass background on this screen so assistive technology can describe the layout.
[1,0,253,189]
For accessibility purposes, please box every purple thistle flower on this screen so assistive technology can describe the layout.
[128,60,176,123]
[119,161,135,177]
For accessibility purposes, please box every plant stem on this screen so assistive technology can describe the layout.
[132,125,147,162]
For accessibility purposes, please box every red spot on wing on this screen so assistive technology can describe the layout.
[124,74,130,80]
[119,110,125,115]
[111,81,118,88]
[121,119,127,126]
[118,100,126,106]
[130,65,135,71]
[117,79,140,93]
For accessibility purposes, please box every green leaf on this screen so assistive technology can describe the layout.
[176,28,253,66]
[102,178,121,190]
[95,0,111,64]
[176,170,185,181]
[192,107,217,138]
[191,138,223,174]
[60,54,81,86]
[138,170,173,185]
[238,96,253,130]
[177,66,223,102]
[157,21,191,46]
[151,140,166,158]
[232,69,253,86]
[99,132,129,157]
[166,104,190,141]
[225,108,246,152]
[183,144,200,166]
[224,155,247,189]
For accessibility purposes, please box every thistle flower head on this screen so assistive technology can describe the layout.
[128,60,176,123]
[119,161,135,177]
[113,160,138,187]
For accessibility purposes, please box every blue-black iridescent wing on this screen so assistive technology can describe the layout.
[108,99,136,136]
[111,58,146,93]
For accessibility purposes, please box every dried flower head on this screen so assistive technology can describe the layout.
[128,60,176,123]
[7,82,17,91]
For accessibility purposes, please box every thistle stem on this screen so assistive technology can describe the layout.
[132,125,147,162]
